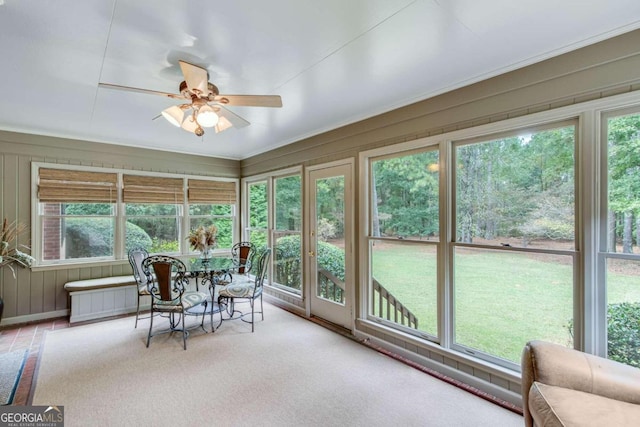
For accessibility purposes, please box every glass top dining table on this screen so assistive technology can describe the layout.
[185,256,234,279]
[183,256,234,332]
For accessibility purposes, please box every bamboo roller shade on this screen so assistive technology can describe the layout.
[38,169,236,205]
[188,179,236,204]
[123,175,185,204]
[38,168,117,203]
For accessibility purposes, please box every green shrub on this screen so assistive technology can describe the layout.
[567,301,640,368]
[274,236,302,289]
[150,237,179,254]
[65,219,112,258]
[273,235,345,289]
[65,220,151,258]
[317,240,345,280]
[125,223,153,253]
[607,302,640,368]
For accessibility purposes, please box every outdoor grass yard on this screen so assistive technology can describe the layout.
[371,241,640,364]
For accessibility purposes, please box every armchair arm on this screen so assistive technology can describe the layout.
[522,340,640,426]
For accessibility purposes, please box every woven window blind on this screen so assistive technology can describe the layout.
[123,175,185,204]
[187,179,236,204]
[38,168,118,203]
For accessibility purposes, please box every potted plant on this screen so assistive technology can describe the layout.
[1,218,35,320]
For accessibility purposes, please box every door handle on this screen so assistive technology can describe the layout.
[308,251,315,257]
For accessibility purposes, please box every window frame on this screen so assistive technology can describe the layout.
[366,146,442,341]
[242,166,303,295]
[597,106,640,360]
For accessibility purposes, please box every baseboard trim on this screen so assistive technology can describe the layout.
[0,309,69,327]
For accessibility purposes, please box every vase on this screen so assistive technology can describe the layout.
[200,248,212,260]
[199,249,212,272]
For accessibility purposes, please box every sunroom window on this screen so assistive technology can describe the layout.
[603,110,640,368]
[38,168,117,262]
[122,175,183,255]
[453,122,576,367]
[368,149,440,338]
[187,179,237,251]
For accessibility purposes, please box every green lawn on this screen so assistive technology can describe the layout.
[371,243,640,363]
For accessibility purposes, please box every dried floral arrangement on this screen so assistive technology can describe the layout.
[1,218,35,276]
[187,224,218,254]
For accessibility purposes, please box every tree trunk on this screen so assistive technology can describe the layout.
[608,210,617,253]
[623,211,633,253]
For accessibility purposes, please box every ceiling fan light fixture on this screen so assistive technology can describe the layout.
[214,116,233,133]
[181,115,202,134]
[196,104,219,128]
[161,105,185,127]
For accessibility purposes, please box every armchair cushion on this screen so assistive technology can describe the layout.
[522,340,640,427]
[529,382,640,427]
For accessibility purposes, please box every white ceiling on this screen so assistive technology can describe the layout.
[1,1,640,160]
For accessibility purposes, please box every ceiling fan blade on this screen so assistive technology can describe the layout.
[213,94,282,108]
[179,60,210,96]
[98,83,186,100]
[215,105,250,129]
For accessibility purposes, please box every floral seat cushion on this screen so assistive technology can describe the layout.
[153,291,208,311]
[218,283,261,299]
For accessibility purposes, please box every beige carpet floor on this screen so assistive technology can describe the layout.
[31,302,522,427]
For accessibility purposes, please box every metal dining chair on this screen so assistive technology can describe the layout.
[128,247,151,328]
[217,248,270,332]
[231,241,257,276]
[217,241,256,286]
[141,255,208,349]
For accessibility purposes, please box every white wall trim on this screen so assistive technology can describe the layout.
[0,309,69,327]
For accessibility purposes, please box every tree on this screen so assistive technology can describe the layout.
[249,182,268,229]
[608,114,640,253]
[275,175,301,231]
[372,150,439,239]
[455,127,574,244]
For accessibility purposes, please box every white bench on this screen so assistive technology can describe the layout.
[64,276,149,324]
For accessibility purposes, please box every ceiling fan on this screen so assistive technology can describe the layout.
[98,60,282,136]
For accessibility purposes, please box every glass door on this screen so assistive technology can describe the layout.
[306,161,353,329]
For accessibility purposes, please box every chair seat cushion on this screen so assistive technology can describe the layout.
[219,282,260,298]
[153,291,208,311]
